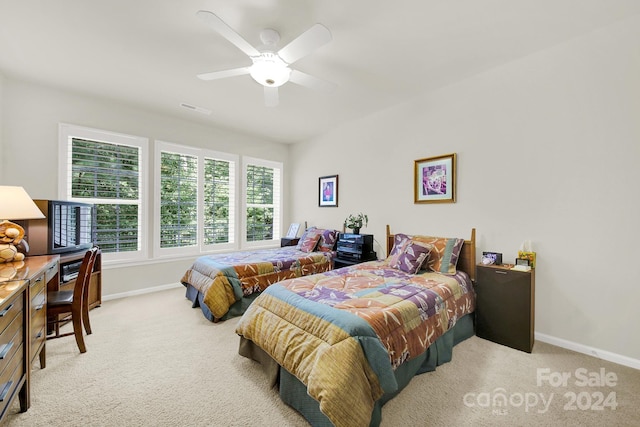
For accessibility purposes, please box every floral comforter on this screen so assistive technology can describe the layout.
[235,260,475,427]
[181,246,333,321]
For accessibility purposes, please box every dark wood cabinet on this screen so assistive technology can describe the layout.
[475,264,535,353]
[333,256,377,269]
[334,233,376,269]
[280,237,300,247]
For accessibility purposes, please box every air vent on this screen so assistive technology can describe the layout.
[180,103,211,115]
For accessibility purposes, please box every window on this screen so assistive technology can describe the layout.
[243,157,282,247]
[204,157,234,245]
[60,125,276,264]
[59,124,148,262]
[159,150,198,249]
[155,141,237,257]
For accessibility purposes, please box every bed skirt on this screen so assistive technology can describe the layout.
[184,284,260,322]
[238,313,475,426]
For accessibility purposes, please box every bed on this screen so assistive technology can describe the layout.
[181,227,339,322]
[235,225,476,427]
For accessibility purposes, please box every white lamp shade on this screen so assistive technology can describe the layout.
[0,186,45,220]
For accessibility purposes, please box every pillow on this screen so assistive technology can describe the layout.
[386,233,412,266]
[298,230,322,252]
[317,229,339,252]
[390,240,432,274]
[413,235,465,274]
[296,227,317,250]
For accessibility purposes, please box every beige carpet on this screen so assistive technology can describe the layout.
[4,286,639,427]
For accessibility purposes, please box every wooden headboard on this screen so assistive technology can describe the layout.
[385,225,477,282]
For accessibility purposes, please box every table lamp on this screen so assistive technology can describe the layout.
[0,186,45,263]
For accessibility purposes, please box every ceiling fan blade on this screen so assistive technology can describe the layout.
[289,69,335,92]
[264,86,279,107]
[277,23,332,65]
[197,67,251,81]
[197,10,261,57]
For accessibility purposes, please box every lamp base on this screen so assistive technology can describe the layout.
[0,220,27,263]
[0,220,25,243]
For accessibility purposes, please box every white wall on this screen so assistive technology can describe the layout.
[0,72,4,179]
[1,78,291,295]
[290,16,640,362]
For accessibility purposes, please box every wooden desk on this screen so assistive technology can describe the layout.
[0,255,59,421]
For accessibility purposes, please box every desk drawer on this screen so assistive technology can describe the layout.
[30,283,46,364]
[0,315,23,375]
[44,262,58,285]
[0,342,25,417]
[30,315,46,364]
[0,293,23,338]
[30,273,46,303]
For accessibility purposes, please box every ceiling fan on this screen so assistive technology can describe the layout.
[196,10,333,107]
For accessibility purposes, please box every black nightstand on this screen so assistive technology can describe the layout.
[280,237,300,247]
[334,233,376,269]
[333,254,376,269]
[475,264,535,353]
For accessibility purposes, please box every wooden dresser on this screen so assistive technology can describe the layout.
[0,255,59,422]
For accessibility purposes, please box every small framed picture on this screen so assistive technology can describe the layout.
[516,258,530,267]
[286,223,300,238]
[414,153,457,204]
[319,175,338,207]
[482,252,503,265]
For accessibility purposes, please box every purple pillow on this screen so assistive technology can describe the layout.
[390,240,432,274]
[296,227,317,250]
[317,229,338,252]
[298,231,321,253]
[387,233,412,266]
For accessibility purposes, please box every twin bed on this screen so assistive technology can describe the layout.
[181,226,338,322]
[181,225,477,426]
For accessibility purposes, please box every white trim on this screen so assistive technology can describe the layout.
[58,123,149,263]
[241,156,283,249]
[154,140,238,257]
[535,332,640,370]
[102,282,183,302]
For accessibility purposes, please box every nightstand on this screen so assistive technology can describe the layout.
[280,237,300,247]
[333,255,377,269]
[333,233,376,269]
[475,264,535,353]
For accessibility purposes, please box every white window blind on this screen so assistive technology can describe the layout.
[243,157,282,246]
[155,141,237,257]
[59,124,148,262]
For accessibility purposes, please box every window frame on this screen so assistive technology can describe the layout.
[58,123,149,264]
[241,156,283,249]
[154,141,238,258]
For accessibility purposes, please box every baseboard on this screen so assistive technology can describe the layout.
[102,282,183,302]
[535,332,640,370]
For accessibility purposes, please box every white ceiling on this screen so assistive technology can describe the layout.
[1,0,639,144]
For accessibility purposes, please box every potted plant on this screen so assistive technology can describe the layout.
[344,212,368,234]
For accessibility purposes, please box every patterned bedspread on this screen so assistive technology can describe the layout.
[235,260,475,427]
[181,247,333,321]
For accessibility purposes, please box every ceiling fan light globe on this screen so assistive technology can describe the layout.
[250,53,291,87]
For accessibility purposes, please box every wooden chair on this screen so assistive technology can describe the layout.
[47,246,100,353]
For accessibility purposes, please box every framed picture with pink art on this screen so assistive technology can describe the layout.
[414,153,457,204]
[319,175,338,207]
